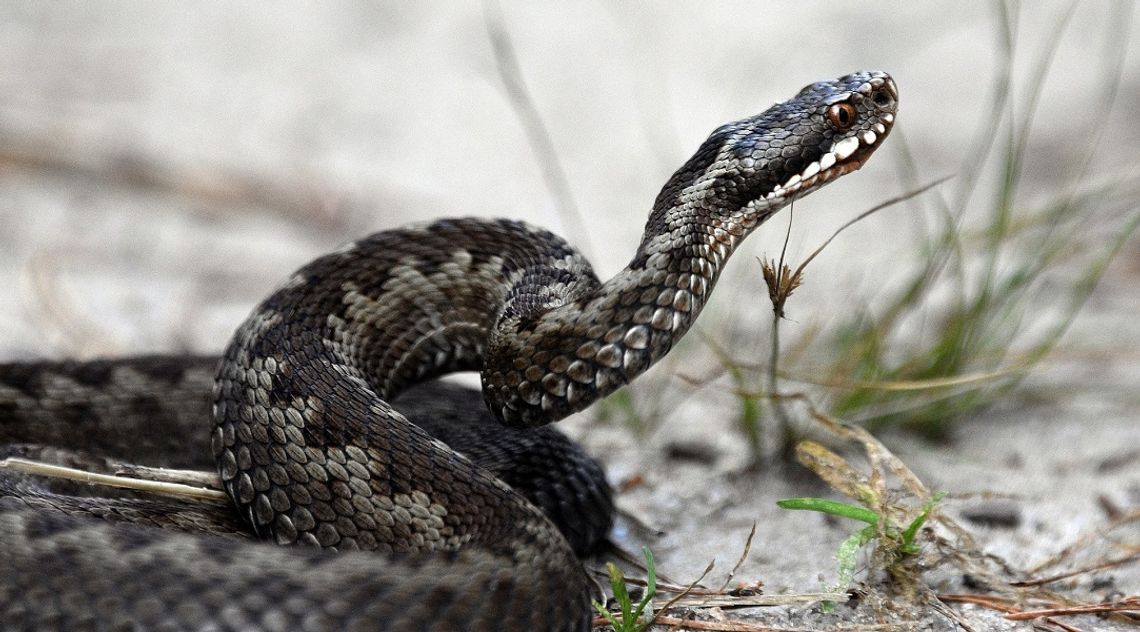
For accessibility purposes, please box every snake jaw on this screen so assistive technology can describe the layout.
[766,127,881,200]
[762,72,897,205]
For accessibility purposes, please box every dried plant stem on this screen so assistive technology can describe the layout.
[482,0,592,259]
[1,457,226,502]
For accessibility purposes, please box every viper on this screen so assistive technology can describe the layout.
[0,70,897,630]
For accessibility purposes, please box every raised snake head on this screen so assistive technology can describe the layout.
[649,70,898,237]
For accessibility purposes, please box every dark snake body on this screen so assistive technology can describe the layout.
[0,71,897,630]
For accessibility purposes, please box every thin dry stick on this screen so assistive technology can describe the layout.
[1012,553,1140,588]
[656,592,849,610]
[651,619,781,632]
[676,364,1032,404]
[790,398,930,498]
[752,364,1030,392]
[765,207,797,431]
[1005,596,1140,621]
[759,177,951,450]
[1027,508,1140,575]
[639,526,846,627]
[0,458,227,502]
[651,619,907,632]
[682,371,1038,434]
[936,594,1090,632]
[112,463,222,488]
[718,523,758,593]
[482,0,593,259]
[790,176,952,282]
[928,595,979,632]
[649,559,714,628]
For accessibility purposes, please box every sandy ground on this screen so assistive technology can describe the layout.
[2,2,1138,630]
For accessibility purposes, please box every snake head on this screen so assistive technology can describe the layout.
[653,70,898,231]
[488,72,899,428]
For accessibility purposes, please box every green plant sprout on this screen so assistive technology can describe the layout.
[778,491,945,604]
[592,547,658,632]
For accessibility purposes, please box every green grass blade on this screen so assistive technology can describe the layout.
[777,497,880,526]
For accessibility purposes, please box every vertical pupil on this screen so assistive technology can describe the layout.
[829,104,852,128]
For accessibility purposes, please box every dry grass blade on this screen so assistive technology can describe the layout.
[759,177,953,452]
[109,464,221,489]
[482,0,592,258]
[1013,554,1140,588]
[936,594,1086,632]
[644,558,714,627]
[789,176,952,280]
[643,616,903,631]
[1004,596,1140,621]
[762,175,951,326]
[1,457,226,501]
[801,404,930,499]
[938,593,1140,631]
[793,441,875,506]
[654,592,849,610]
[717,523,758,593]
[786,365,1030,392]
[1026,508,1140,575]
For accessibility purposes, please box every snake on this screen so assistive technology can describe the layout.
[0,70,897,630]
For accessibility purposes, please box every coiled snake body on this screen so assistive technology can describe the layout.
[1,71,897,630]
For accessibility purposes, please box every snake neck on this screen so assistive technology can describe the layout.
[481,175,778,427]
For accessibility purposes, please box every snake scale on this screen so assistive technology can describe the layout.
[0,71,897,630]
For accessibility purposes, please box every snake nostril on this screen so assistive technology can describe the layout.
[873,91,892,108]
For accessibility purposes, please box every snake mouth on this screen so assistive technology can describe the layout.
[763,112,894,202]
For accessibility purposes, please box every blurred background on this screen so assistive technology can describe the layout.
[2,2,1135,358]
[1,1,1137,613]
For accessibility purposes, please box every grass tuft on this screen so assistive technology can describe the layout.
[592,547,658,632]
[820,0,1137,436]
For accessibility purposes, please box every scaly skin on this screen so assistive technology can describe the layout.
[2,71,897,631]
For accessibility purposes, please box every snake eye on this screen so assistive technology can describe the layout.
[827,103,857,130]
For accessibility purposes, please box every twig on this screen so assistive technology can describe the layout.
[1027,509,1140,575]
[790,176,952,280]
[1,457,227,502]
[602,618,904,632]
[1013,554,1140,588]
[936,594,1089,632]
[1005,596,1140,621]
[718,523,758,593]
[791,399,930,499]
[677,360,1038,410]
[765,207,796,433]
[929,594,979,632]
[655,592,849,610]
[646,558,714,627]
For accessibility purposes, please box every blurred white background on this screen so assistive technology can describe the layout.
[2,2,1136,360]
